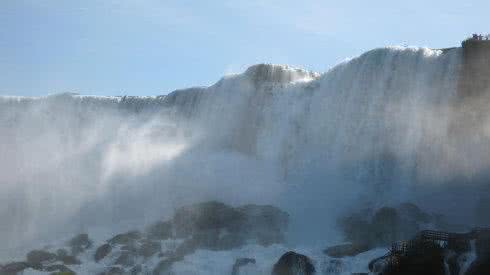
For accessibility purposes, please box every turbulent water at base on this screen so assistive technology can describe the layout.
[3,46,489,261]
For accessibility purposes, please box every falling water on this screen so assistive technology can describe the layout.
[4,46,489,260]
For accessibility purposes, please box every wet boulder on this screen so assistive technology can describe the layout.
[26,249,57,267]
[0,262,30,275]
[153,257,181,275]
[172,201,245,238]
[272,251,316,275]
[138,240,162,258]
[146,221,173,240]
[323,259,343,274]
[68,233,92,255]
[465,260,490,275]
[114,251,136,267]
[172,201,289,250]
[337,211,373,246]
[121,243,138,253]
[397,203,431,224]
[338,203,434,248]
[173,237,200,259]
[191,229,245,251]
[108,230,142,246]
[370,207,401,246]
[130,264,142,275]
[59,255,81,265]
[237,204,289,246]
[475,230,490,260]
[55,248,80,265]
[231,258,256,275]
[94,243,112,262]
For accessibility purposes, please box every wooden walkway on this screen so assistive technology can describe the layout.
[369,228,490,273]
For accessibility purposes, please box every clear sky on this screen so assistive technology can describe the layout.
[1,0,489,96]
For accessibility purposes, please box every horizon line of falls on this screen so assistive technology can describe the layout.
[2,46,490,258]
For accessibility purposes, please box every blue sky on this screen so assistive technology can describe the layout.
[1,0,489,96]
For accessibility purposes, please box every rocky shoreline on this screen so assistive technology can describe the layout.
[1,201,488,275]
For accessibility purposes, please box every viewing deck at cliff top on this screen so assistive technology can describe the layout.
[462,34,490,48]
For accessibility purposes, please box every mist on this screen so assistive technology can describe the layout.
[2,47,490,264]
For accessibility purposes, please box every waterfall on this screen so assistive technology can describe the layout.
[3,46,485,258]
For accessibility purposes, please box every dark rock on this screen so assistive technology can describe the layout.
[0,262,29,275]
[121,244,138,253]
[68,233,92,248]
[272,251,315,275]
[397,203,430,223]
[130,264,142,275]
[465,259,490,275]
[446,252,460,275]
[94,243,112,262]
[114,251,136,267]
[108,230,142,245]
[146,221,173,240]
[138,240,162,258]
[59,255,81,265]
[153,258,179,275]
[55,248,80,265]
[173,238,200,259]
[238,204,289,246]
[370,207,401,246]
[231,258,256,275]
[337,212,373,246]
[158,251,173,258]
[68,233,92,255]
[152,238,201,275]
[338,203,435,248]
[172,201,288,250]
[475,230,490,260]
[101,266,125,275]
[324,259,343,274]
[323,243,370,258]
[56,249,69,258]
[26,249,57,266]
[172,201,245,238]
[192,229,245,251]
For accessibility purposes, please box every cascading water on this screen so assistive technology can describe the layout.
[3,46,488,265]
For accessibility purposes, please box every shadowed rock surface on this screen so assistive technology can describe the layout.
[94,244,112,262]
[272,251,315,275]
